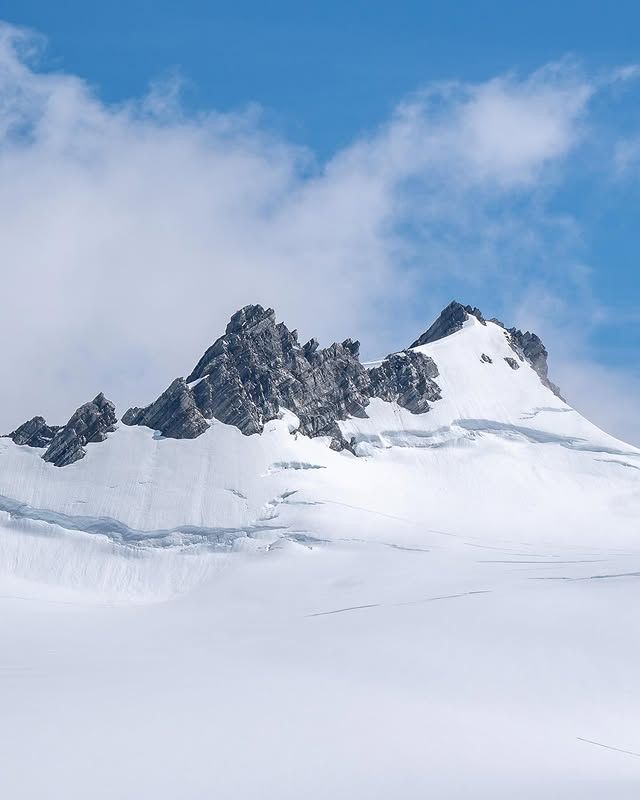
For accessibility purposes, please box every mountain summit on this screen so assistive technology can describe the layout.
[4,301,560,464]
[2,293,636,542]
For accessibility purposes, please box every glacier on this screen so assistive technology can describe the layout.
[0,310,639,799]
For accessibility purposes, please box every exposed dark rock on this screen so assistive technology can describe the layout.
[8,416,60,448]
[369,351,441,414]
[122,378,209,439]
[123,304,445,450]
[410,301,486,348]
[186,305,372,442]
[7,300,568,463]
[43,393,117,467]
[506,328,562,398]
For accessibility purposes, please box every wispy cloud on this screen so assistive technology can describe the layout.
[0,21,636,443]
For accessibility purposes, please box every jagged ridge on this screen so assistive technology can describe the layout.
[125,304,442,450]
[4,300,561,465]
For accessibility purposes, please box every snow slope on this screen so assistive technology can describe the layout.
[0,315,639,798]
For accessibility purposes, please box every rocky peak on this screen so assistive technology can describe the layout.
[410,300,562,398]
[225,304,276,335]
[43,393,117,467]
[189,304,282,382]
[7,416,60,448]
[123,305,443,450]
[185,307,371,445]
[410,301,486,348]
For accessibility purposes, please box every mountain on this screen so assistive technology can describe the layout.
[1,301,639,800]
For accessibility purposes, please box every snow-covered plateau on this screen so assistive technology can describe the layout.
[1,305,639,798]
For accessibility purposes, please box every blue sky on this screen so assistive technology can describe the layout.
[0,2,638,443]
[5,1,640,154]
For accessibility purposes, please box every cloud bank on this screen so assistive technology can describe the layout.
[0,22,637,444]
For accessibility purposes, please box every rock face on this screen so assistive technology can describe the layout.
[8,416,60,448]
[506,328,562,398]
[504,357,520,370]
[123,304,443,449]
[185,305,371,447]
[369,351,441,414]
[122,378,209,440]
[43,393,117,467]
[410,301,486,347]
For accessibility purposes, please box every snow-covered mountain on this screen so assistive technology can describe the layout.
[1,301,639,799]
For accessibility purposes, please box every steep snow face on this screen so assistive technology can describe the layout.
[344,315,622,450]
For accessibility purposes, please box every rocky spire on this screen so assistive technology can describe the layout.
[410,301,486,348]
[7,416,60,448]
[43,393,117,467]
[122,378,209,440]
[185,304,372,447]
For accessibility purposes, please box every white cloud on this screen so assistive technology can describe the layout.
[0,21,635,444]
[556,360,640,447]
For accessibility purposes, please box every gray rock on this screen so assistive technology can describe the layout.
[506,328,562,398]
[480,354,493,364]
[504,357,520,370]
[369,351,441,414]
[187,305,372,442]
[7,416,60,448]
[43,393,117,467]
[122,378,209,439]
[124,304,444,450]
[410,301,486,347]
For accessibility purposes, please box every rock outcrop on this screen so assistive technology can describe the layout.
[122,378,209,440]
[7,416,60,448]
[410,301,486,348]
[506,328,562,398]
[369,351,441,414]
[184,305,371,445]
[43,393,117,467]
